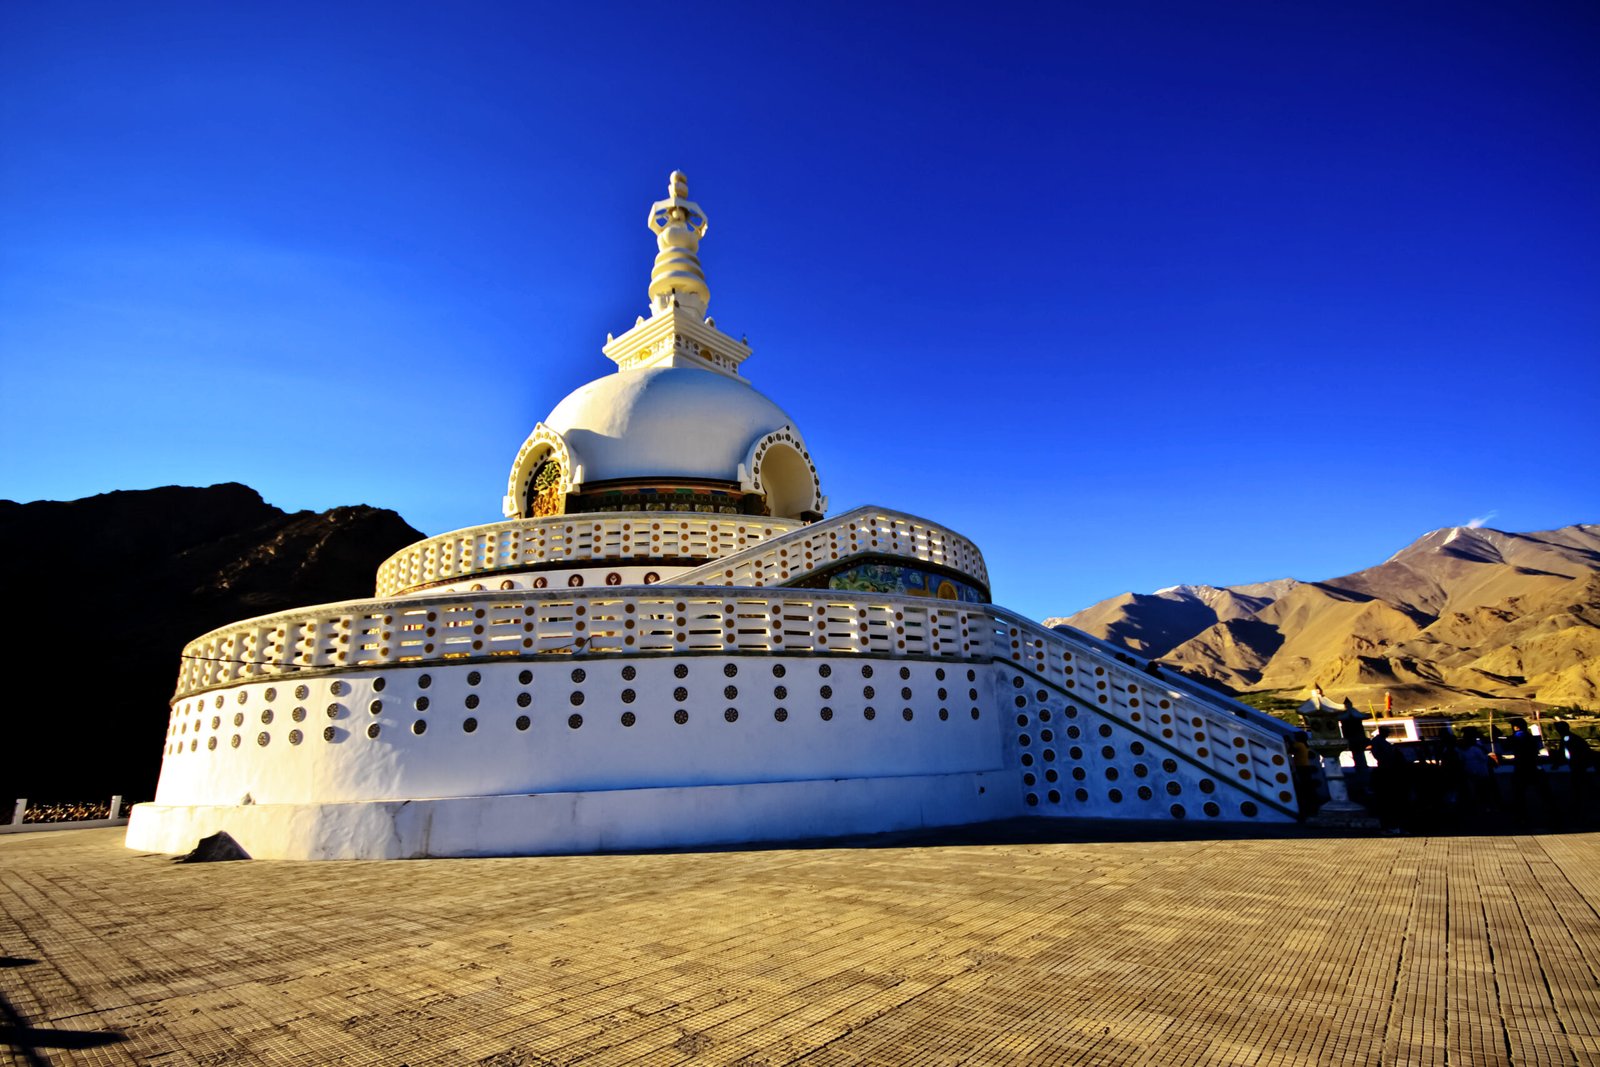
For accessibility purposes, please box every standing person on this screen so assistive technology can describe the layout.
[1338,698,1370,795]
[1368,728,1407,834]
[1458,728,1496,814]
[1545,723,1569,771]
[1554,722,1596,815]
[1507,717,1558,824]
[1289,731,1318,817]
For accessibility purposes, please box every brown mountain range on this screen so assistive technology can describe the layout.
[1047,524,1600,711]
[0,484,423,801]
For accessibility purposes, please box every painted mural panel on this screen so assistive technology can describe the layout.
[822,562,987,603]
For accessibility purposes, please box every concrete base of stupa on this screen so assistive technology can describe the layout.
[126,770,1012,860]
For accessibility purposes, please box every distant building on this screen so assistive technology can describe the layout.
[127,175,1302,859]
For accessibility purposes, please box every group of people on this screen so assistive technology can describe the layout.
[1312,705,1597,833]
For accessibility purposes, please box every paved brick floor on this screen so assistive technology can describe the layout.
[2,825,1597,1066]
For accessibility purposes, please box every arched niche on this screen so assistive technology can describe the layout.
[503,424,573,518]
[743,426,822,521]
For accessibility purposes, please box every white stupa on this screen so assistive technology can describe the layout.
[127,174,1302,860]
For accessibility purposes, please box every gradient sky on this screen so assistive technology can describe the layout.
[3,1,1596,621]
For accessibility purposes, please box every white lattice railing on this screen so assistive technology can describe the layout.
[375,513,806,597]
[174,587,986,700]
[983,606,1298,811]
[673,505,990,593]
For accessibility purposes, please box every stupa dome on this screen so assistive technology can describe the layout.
[504,173,823,521]
[545,365,795,484]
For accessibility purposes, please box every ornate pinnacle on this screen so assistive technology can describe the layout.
[647,171,710,316]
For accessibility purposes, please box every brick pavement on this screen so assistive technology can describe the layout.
[1,826,1597,1065]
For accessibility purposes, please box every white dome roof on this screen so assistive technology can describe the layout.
[544,366,797,484]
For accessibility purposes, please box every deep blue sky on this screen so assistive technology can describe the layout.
[3,1,1596,620]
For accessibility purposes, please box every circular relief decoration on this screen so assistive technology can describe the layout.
[233,713,244,727]
[818,664,832,678]
[621,688,636,704]
[772,663,786,678]
[674,663,689,679]
[774,708,788,722]
[643,572,660,584]
[367,724,381,739]
[899,666,911,680]
[516,715,531,731]
[264,687,278,701]
[939,709,949,720]
[819,685,833,699]
[723,663,738,678]
[415,696,430,711]
[724,708,739,723]
[1162,759,1178,773]
[370,700,383,715]
[774,685,787,699]
[323,726,337,742]
[467,671,481,686]
[673,686,688,702]
[419,674,432,689]
[327,703,344,719]
[465,694,480,710]
[605,572,622,586]
[820,707,834,721]
[567,714,583,729]
[516,692,531,707]
[1199,779,1216,794]
[211,716,221,730]
[621,665,636,681]
[292,707,306,722]
[230,735,241,748]
[208,737,217,750]
[331,680,349,697]
[1166,781,1182,796]
[864,707,876,720]
[463,718,478,733]
[568,574,584,587]
[1170,804,1187,819]
[533,576,548,589]
[519,669,534,685]
[413,720,428,735]
[569,692,584,706]
[1240,801,1259,817]
[571,668,586,684]
[673,710,689,725]
[863,686,875,699]
[288,729,302,745]
[238,691,249,705]
[261,710,274,725]
[724,685,738,700]
[215,696,224,709]
[621,711,636,727]
[902,687,913,700]
[373,677,386,693]
[1204,802,1221,818]
[861,665,873,679]
[902,709,913,721]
